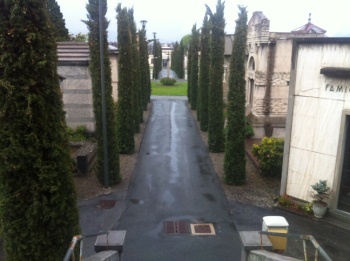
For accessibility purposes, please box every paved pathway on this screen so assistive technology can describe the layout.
[114,98,241,261]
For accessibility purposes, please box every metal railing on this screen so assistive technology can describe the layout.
[63,231,109,261]
[259,231,333,261]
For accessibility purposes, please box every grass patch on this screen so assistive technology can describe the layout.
[151,81,187,96]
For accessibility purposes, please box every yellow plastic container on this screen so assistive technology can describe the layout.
[262,216,289,252]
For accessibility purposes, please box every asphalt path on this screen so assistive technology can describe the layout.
[114,98,241,261]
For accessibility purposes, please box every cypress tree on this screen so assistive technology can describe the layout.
[155,41,162,79]
[0,1,80,260]
[178,40,185,79]
[199,14,211,131]
[171,41,179,75]
[84,0,121,185]
[189,24,199,110]
[206,0,225,153]
[47,0,69,41]
[116,4,135,154]
[187,37,192,100]
[224,6,248,185]
[129,9,141,133]
[139,27,150,111]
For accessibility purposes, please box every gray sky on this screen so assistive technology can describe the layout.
[57,0,350,43]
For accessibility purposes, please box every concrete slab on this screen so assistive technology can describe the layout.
[239,231,273,251]
[83,250,119,261]
[94,230,126,254]
[239,231,273,261]
[248,250,302,261]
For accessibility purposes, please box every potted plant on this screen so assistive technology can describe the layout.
[310,180,331,218]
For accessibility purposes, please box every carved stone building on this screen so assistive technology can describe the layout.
[245,12,326,138]
[57,42,118,132]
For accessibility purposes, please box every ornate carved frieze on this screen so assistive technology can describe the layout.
[253,71,290,86]
[252,98,288,115]
[254,71,267,85]
[271,72,290,86]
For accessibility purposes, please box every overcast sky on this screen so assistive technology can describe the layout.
[57,0,350,43]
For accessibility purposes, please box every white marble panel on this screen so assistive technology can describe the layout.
[344,99,350,110]
[294,46,323,98]
[313,99,343,156]
[287,147,315,201]
[290,96,317,150]
[287,147,336,201]
[321,44,350,68]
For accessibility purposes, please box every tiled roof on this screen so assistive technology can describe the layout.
[57,42,118,65]
[57,42,89,63]
[291,14,326,34]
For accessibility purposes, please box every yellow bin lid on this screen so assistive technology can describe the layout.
[263,216,289,227]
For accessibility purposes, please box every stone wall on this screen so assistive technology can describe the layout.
[58,66,95,132]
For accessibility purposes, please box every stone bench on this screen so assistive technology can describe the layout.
[239,231,273,261]
[75,142,97,176]
[94,231,126,260]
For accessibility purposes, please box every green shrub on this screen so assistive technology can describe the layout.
[67,125,88,141]
[245,121,254,138]
[160,77,176,86]
[252,137,284,178]
[278,194,292,207]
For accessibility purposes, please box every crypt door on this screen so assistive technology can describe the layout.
[338,115,350,213]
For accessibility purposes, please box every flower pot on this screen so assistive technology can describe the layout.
[312,201,328,218]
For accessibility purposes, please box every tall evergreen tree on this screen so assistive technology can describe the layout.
[178,40,185,79]
[171,41,179,75]
[129,9,141,133]
[224,6,248,185]
[0,1,80,260]
[154,41,162,79]
[84,0,121,185]
[206,0,225,153]
[116,4,135,154]
[47,0,69,41]
[199,14,211,131]
[139,27,150,111]
[189,24,199,110]
[187,37,192,100]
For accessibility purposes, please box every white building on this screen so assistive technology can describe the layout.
[281,37,350,218]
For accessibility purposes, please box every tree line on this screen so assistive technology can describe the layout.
[187,0,248,186]
[0,0,151,260]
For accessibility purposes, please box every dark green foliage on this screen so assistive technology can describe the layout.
[199,14,210,131]
[171,41,185,79]
[178,40,185,78]
[160,77,176,85]
[139,29,151,111]
[47,0,69,41]
[245,121,254,138]
[171,42,179,74]
[116,4,135,154]
[129,9,141,133]
[187,36,192,101]
[252,137,284,178]
[67,125,88,141]
[69,33,88,42]
[224,6,248,185]
[0,1,80,260]
[84,0,121,185]
[189,24,199,110]
[154,41,162,79]
[207,0,225,152]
